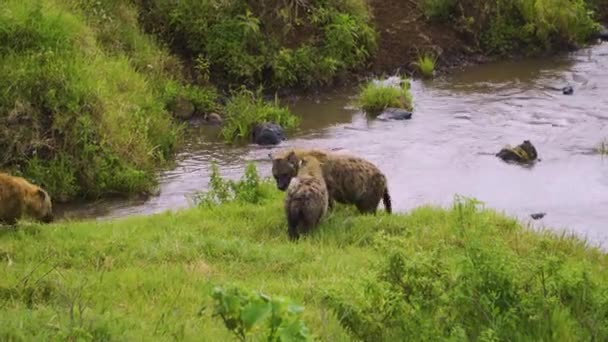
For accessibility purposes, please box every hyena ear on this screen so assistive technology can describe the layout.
[287,151,298,165]
[36,189,47,201]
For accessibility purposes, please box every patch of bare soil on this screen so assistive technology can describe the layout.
[367,0,484,75]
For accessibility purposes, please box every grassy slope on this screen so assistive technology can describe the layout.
[1,186,607,341]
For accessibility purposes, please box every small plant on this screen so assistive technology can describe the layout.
[358,77,413,115]
[194,162,273,206]
[413,52,437,78]
[210,285,313,342]
[421,0,456,21]
[220,88,299,143]
[597,140,608,155]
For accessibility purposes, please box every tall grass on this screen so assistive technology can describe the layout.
[0,167,606,340]
[421,0,600,55]
[358,78,413,115]
[137,0,377,89]
[0,0,178,200]
[596,140,608,155]
[413,52,437,78]
[220,88,299,143]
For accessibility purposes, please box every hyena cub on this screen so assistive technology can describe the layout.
[283,153,329,240]
[271,148,392,214]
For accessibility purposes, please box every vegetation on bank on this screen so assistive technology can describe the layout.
[413,52,437,78]
[421,0,601,55]
[219,88,300,144]
[0,0,182,201]
[137,0,377,89]
[358,77,413,115]
[1,166,608,340]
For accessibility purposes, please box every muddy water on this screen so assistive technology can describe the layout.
[58,43,608,247]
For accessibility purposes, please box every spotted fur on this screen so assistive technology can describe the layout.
[284,154,329,240]
[0,172,53,225]
[271,148,392,214]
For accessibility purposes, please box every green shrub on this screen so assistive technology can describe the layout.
[422,0,600,55]
[358,78,413,115]
[194,162,274,207]
[326,197,608,341]
[0,0,178,200]
[210,285,313,341]
[220,88,299,143]
[162,81,219,116]
[413,52,437,78]
[138,0,376,89]
[421,0,456,21]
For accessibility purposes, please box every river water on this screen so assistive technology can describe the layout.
[57,42,608,247]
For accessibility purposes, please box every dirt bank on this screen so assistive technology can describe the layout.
[367,0,478,75]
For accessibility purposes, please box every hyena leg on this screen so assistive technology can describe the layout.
[287,215,300,241]
[356,196,382,215]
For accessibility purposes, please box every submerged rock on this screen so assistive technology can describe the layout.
[496,140,539,164]
[530,212,546,220]
[171,96,195,120]
[377,107,413,121]
[562,85,574,95]
[252,122,285,146]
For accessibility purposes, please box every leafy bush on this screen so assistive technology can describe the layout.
[326,197,608,341]
[422,0,600,55]
[0,0,178,200]
[358,77,413,115]
[220,88,299,143]
[210,285,313,342]
[138,0,376,88]
[162,81,219,116]
[194,162,274,207]
[421,0,456,21]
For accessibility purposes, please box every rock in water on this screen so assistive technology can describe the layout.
[496,140,539,164]
[562,85,573,95]
[377,107,413,121]
[171,96,195,120]
[252,123,285,145]
[530,212,546,220]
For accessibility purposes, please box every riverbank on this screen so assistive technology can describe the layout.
[1,0,605,202]
[1,186,607,340]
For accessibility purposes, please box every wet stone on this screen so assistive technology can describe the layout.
[377,107,413,121]
[252,123,285,146]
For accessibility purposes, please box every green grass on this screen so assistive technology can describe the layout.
[1,167,607,341]
[424,0,600,55]
[358,78,414,115]
[0,0,179,201]
[220,88,300,143]
[413,52,437,78]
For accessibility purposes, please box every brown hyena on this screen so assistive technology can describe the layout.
[0,172,54,225]
[284,154,329,240]
[271,148,392,214]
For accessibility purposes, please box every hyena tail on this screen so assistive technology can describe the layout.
[383,188,392,214]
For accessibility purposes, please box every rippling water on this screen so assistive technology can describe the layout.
[57,42,608,247]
